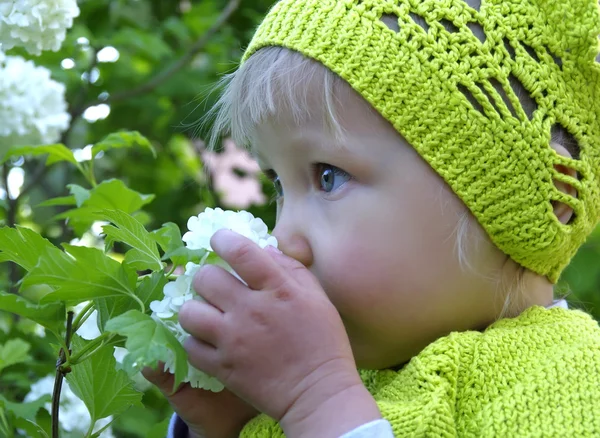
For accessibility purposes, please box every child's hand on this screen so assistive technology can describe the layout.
[142,364,258,438]
[179,229,381,437]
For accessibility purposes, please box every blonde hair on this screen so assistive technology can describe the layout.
[204,46,548,320]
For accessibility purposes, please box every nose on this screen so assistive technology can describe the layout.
[272,211,314,268]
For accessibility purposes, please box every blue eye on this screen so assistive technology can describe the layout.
[315,164,351,193]
[273,175,283,197]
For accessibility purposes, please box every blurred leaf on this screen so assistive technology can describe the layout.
[105,310,187,390]
[57,179,154,219]
[0,226,56,271]
[27,245,137,305]
[147,416,171,438]
[92,131,156,159]
[0,339,31,372]
[67,336,143,423]
[1,144,79,166]
[0,394,50,421]
[37,196,77,208]
[0,292,64,334]
[13,417,50,438]
[96,270,166,331]
[68,184,91,207]
[111,29,173,61]
[97,209,163,271]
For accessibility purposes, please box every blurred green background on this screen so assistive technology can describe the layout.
[0,0,598,436]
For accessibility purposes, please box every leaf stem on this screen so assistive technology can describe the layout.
[73,334,116,365]
[166,264,177,277]
[72,301,95,332]
[84,416,97,438]
[129,292,146,314]
[52,310,74,438]
[66,332,113,366]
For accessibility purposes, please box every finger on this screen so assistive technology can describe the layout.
[263,245,321,288]
[179,300,225,346]
[192,264,245,312]
[183,336,221,379]
[141,363,186,397]
[210,229,285,291]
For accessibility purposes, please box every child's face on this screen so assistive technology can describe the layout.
[251,86,511,369]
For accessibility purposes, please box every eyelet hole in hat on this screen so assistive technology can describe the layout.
[457,84,485,115]
[489,78,518,118]
[503,38,516,59]
[508,73,538,120]
[467,0,482,11]
[440,19,459,33]
[380,13,400,33]
[520,42,540,62]
[551,123,581,160]
[467,21,486,44]
[544,46,563,69]
[551,170,579,226]
[409,12,430,33]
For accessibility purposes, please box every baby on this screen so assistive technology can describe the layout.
[145,0,600,436]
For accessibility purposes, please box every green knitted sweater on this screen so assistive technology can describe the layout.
[240,306,600,437]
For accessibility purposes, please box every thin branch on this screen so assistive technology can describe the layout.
[86,0,241,107]
[52,311,74,438]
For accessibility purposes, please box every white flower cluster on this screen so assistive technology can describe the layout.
[0,0,80,55]
[24,375,114,437]
[0,54,70,152]
[149,208,278,391]
[183,207,278,251]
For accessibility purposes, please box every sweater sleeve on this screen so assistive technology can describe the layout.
[166,413,393,438]
[167,413,194,438]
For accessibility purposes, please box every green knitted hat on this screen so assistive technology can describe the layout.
[241,0,600,283]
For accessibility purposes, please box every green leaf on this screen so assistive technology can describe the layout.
[1,144,79,166]
[13,417,50,438]
[0,394,50,421]
[27,246,137,305]
[153,222,206,266]
[98,209,163,271]
[147,417,171,438]
[0,339,31,372]
[162,246,207,265]
[96,271,167,331]
[67,184,91,207]
[66,336,143,423]
[151,222,182,253]
[55,179,155,224]
[92,131,156,159]
[0,226,56,271]
[0,291,64,333]
[105,310,188,389]
[37,195,77,208]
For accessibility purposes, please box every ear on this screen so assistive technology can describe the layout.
[550,142,578,225]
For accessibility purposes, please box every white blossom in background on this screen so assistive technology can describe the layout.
[0,54,70,154]
[148,208,278,391]
[0,0,80,55]
[201,139,266,209]
[24,376,114,437]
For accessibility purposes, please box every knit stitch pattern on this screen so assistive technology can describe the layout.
[240,306,600,436]
[242,0,600,282]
